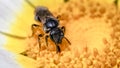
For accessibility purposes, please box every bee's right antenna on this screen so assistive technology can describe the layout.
[25,0,36,8]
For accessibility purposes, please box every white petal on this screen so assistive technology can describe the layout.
[0,0,23,68]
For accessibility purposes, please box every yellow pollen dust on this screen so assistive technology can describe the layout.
[5,0,120,68]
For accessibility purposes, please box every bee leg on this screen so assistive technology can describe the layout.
[60,26,71,45]
[45,35,49,46]
[31,24,40,37]
[55,43,61,53]
[31,24,40,30]
[38,34,43,49]
[61,26,65,33]
[64,37,71,45]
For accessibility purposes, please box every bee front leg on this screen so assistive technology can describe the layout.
[31,24,40,37]
[38,34,43,49]
[45,35,49,47]
[55,43,61,53]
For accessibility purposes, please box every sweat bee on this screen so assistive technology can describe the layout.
[0,0,71,54]
[25,0,71,53]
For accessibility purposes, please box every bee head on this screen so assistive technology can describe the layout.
[34,6,52,22]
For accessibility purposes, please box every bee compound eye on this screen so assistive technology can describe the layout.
[35,15,41,22]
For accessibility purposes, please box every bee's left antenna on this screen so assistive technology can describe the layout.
[25,0,36,8]
[0,31,27,39]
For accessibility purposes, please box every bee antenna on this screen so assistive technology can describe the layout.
[25,0,36,8]
[0,31,27,39]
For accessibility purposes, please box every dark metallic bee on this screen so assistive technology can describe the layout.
[0,0,71,53]
[26,0,71,53]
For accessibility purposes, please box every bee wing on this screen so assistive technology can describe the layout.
[0,0,23,68]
